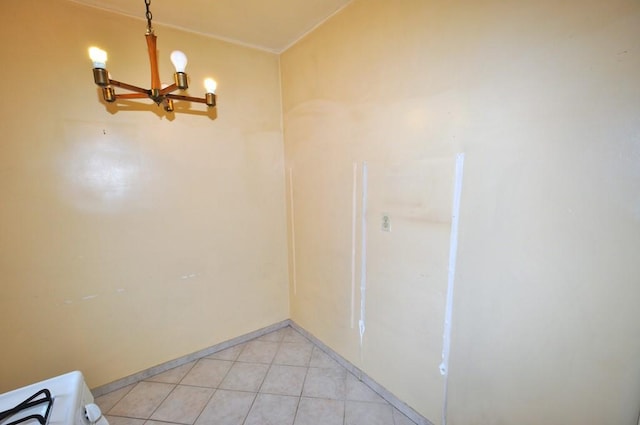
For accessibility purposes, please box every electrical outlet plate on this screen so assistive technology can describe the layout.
[381,214,391,232]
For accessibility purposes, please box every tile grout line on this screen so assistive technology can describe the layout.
[103,384,136,416]
[145,382,178,424]
[240,329,284,425]
[291,338,313,425]
[185,371,218,425]
[273,328,303,425]
[232,341,260,425]
[166,359,204,422]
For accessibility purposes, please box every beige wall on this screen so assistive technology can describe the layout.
[0,0,289,391]
[281,1,640,424]
[2,0,640,424]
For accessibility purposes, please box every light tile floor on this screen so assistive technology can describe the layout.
[96,326,418,425]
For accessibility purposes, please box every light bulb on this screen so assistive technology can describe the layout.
[170,50,188,73]
[204,78,217,94]
[89,47,107,69]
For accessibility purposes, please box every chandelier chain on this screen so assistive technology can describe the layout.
[144,0,153,34]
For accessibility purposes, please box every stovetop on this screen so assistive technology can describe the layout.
[0,372,106,425]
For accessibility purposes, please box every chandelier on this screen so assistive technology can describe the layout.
[89,0,217,114]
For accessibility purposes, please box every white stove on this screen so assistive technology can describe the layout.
[0,371,108,425]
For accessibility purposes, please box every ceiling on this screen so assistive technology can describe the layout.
[69,0,354,53]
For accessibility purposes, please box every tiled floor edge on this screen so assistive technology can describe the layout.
[91,319,291,397]
[289,320,435,425]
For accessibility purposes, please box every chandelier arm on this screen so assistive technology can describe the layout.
[167,93,216,107]
[109,79,151,95]
[159,83,179,95]
[165,94,208,104]
[145,33,161,90]
[114,93,149,99]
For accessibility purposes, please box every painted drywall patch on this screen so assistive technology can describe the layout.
[289,167,298,296]
[359,162,369,348]
[440,153,465,425]
[440,153,465,376]
[351,161,358,329]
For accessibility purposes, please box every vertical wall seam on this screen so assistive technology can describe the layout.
[277,53,284,134]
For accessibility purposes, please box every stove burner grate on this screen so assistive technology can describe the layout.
[0,389,53,425]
